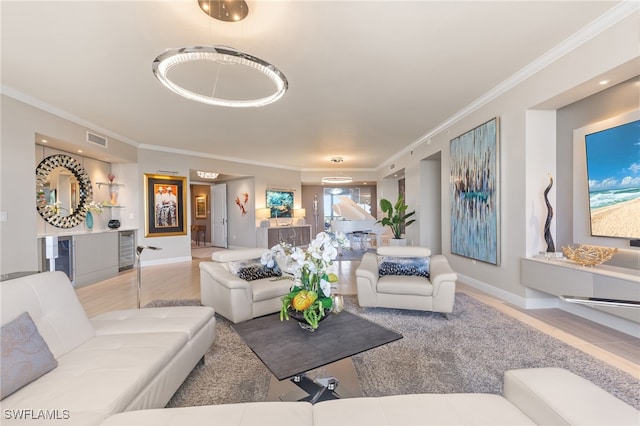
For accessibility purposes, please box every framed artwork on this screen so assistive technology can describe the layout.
[266,189,293,218]
[144,173,187,237]
[449,117,500,265]
[195,195,207,219]
[235,192,249,216]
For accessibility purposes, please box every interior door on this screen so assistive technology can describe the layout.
[211,184,228,248]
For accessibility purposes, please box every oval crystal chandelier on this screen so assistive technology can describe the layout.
[152,45,288,108]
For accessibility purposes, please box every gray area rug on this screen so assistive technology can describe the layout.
[145,294,640,409]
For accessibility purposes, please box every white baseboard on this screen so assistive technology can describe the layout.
[141,256,193,267]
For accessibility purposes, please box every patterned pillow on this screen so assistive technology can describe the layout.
[230,258,282,282]
[1,312,58,400]
[378,256,430,279]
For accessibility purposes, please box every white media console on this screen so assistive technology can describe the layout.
[521,257,640,325]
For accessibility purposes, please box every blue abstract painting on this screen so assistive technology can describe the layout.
[450,118,500,265]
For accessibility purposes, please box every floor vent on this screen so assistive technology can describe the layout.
[87,131,108,148]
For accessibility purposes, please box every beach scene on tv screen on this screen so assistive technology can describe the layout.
[585,119,640,240]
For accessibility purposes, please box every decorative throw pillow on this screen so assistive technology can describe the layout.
[1,312,58,400]
[229,258,282,282]
[378,256,430,279]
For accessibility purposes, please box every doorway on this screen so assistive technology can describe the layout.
[190,183,212,248]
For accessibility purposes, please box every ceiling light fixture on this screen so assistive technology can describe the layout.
[152,46,288,108]
[196,170,220,179]
[198,0,248,22]
[322,176,354,184]
[322,156,353,184]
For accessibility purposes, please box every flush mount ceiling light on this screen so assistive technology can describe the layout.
[196,170,220,179]
[152,46,288,108]
[198,0,248,22]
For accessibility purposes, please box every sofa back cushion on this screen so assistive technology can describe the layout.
[0,271,95,359]
[377,246,431,258]
[211,248,269,263]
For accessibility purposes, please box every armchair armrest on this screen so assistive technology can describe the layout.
[199,262,252,291]
[429,255,457,314]
[355,252,379,307]
[430,255,457,293]
[355,252,379,284]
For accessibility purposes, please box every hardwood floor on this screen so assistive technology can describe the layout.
[75,253,640,378]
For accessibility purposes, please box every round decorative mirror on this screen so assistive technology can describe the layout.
[36,154,93,228]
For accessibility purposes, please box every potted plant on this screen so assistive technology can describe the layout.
[376,194,415,245]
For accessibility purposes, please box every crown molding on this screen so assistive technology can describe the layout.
[1,84,142,149]
[377,0,640,173]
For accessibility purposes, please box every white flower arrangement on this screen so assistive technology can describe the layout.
[261,231,349,328]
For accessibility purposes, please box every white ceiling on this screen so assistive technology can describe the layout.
[1,1,623,174]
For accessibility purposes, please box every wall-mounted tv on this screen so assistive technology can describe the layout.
[584,117,640,240]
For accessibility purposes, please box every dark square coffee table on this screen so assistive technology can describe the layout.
[232,310,402,402]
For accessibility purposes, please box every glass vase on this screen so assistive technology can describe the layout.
[85,211,94,230]
[109,185,119,205]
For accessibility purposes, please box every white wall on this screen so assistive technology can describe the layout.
[0,96,304,273]
[419,154,442,254]
[1,96,136,274]
[376,11,639,304]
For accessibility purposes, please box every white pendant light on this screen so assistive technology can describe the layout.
[152,46,288,108]
[322,157,353,184]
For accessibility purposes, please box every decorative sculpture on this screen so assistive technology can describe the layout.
[313,194,319,234]
[543,175,555,253]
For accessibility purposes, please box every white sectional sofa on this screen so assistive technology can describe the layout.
[102,367,639,425]
[3,271,638,425]
[0,271,216,425]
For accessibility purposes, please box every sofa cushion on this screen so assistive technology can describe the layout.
[0,332,188,425]
[90,306,215,339]
[377,275,432,296]
[1,312,58,399]
[212,248,269,263]
[251,277,295,303]
[100,401,314,425]
[313,393,536,425]
[503,367,640,426]
[377,246,431,257]
[378,256,430,278]
[1,271,95,359]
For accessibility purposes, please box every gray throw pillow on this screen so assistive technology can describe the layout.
[1,312,58,400]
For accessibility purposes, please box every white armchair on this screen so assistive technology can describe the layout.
[355,246,458,317]
[199,248,292,323]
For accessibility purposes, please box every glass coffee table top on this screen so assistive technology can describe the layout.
[232,310,402,381]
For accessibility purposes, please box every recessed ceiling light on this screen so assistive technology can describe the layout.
[77,150,83,153]
[41,139,48,143]
[599,79,610,85]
